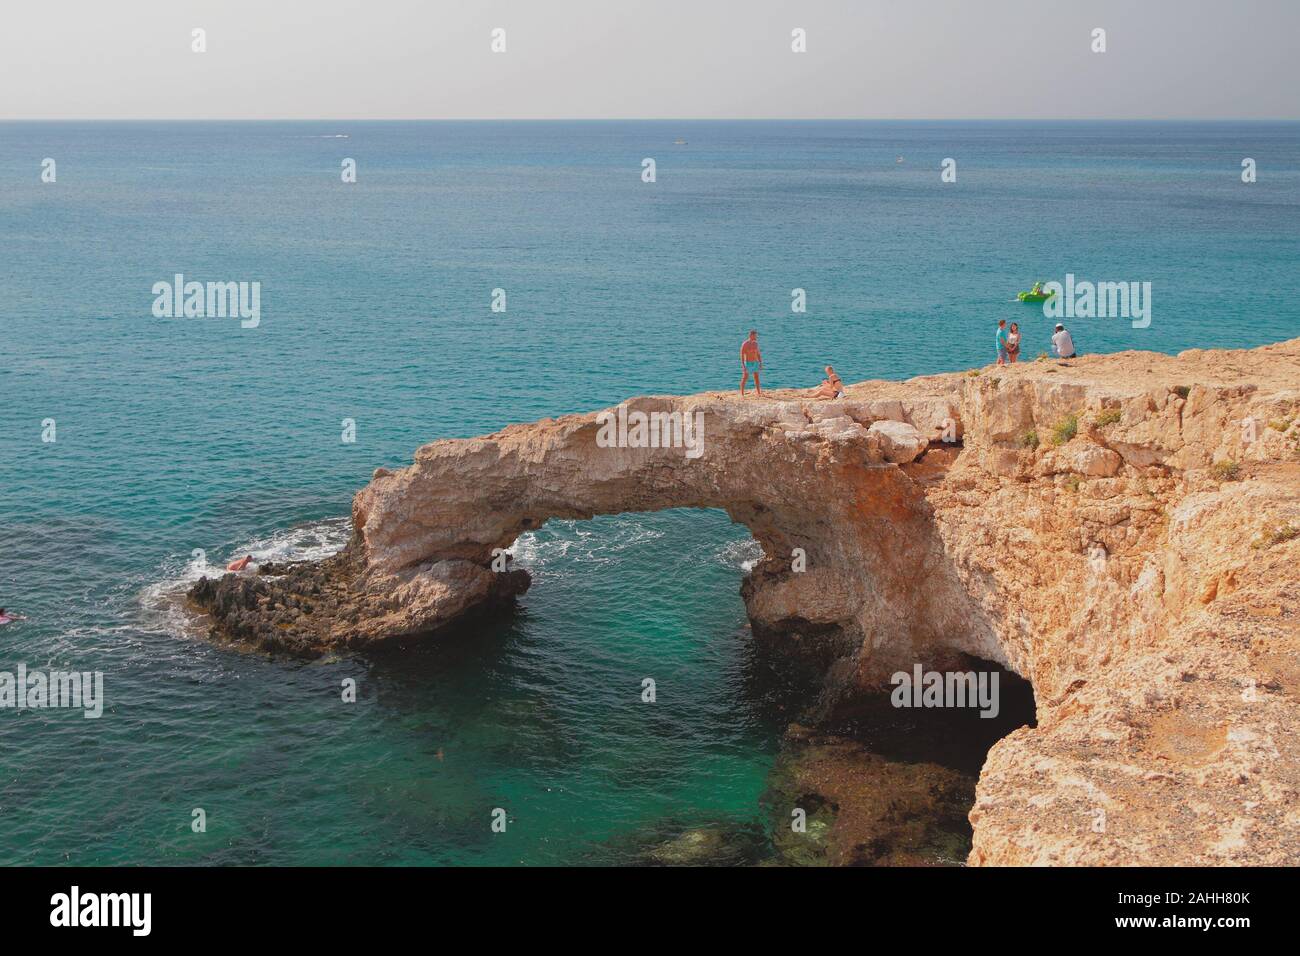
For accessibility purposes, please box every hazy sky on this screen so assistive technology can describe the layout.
[2,0,1296,120]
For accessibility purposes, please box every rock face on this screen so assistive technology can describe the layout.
[189,338,1300,865]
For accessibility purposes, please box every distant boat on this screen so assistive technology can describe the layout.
[1018,288,1057,302]
[674,138,687,145]
[896,156,905,164]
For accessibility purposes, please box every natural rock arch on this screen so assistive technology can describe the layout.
[347,393,999,687]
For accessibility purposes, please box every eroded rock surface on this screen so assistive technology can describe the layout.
[189,338,1300,865]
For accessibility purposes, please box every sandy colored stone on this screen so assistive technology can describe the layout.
[867,419,929,464]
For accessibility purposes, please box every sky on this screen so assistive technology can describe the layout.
[1,0,1296,120]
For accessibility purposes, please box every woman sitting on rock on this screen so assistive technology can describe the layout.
[809,366,845,400]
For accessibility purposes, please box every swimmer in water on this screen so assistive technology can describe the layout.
[0,607,27,626]
[227,555,254,572]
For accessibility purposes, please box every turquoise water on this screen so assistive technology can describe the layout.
[1,121,1298,865]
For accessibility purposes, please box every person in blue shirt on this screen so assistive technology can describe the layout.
[996,319,1010,365]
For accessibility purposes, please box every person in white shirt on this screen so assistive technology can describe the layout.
[1052,323,1076,359]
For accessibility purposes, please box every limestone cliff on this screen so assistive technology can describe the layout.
[189,338,1300,865]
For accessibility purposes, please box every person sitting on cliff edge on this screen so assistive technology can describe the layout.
[808,365,845,399]
[1052,323,1077,361]
[740,330,763,397]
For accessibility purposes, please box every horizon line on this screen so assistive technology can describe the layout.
[4,116,1299,123]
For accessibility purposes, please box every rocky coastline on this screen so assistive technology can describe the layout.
[189,338,1300,865]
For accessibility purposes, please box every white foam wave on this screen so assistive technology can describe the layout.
[715,538,764,572]
[509,520,764,576]
[140,517,351,635]
[507,520,666,572]
[238,518,352,564]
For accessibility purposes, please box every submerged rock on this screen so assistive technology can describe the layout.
[761,726,975,867]
[597,819,768,867]
[644,828,740,866]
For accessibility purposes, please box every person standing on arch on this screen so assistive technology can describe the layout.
[740,330,763,397]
